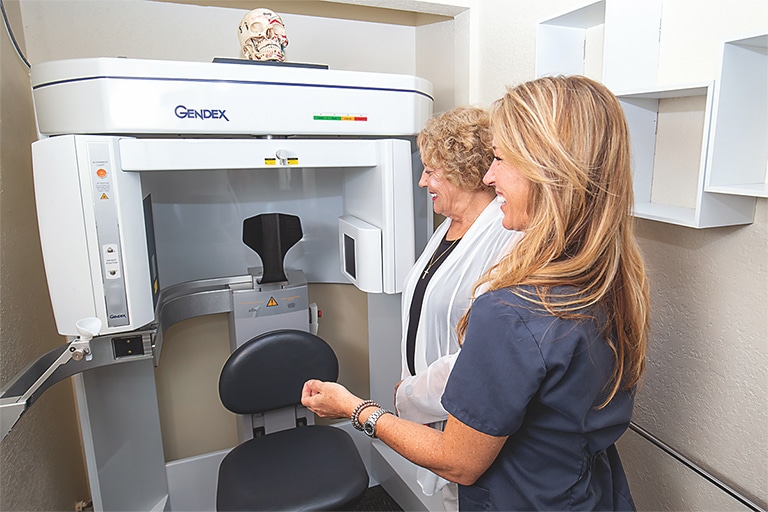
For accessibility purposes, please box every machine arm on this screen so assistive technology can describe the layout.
[0,319,154,441]
[1,337,90,440]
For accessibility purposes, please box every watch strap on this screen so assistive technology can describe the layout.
[363,408,391,438]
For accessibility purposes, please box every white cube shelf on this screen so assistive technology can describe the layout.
[706,33,768,199]
[536,0,662,91]
[618,82,754,228]
[537,2,758,228]
[536,1,605,80]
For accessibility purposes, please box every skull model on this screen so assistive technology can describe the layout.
[238,8,288,62]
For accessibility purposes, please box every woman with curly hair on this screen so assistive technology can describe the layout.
[303,76,650,511]
[398,106,521,509]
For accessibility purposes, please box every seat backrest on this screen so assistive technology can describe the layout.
[219,329,339,415]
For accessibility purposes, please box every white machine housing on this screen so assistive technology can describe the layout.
[28,57,437,512]
[31,58,433,337]
[31,58,432,137]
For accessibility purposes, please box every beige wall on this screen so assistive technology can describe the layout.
[1,0,766,510]
[0,1,89,510]
[16,0,434,74]
[625,204,768,509]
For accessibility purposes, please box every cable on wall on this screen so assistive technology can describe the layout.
[0,0,31,70]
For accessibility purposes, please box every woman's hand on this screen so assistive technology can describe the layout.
[301,379,362,419]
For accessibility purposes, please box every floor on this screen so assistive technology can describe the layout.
[353,485,404,512]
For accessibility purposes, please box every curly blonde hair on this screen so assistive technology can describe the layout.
[458,76,650,407]
[417,106,494,193]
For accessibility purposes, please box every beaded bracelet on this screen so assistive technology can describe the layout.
[351,399,379,431]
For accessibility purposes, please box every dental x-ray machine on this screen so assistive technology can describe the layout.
[0,57,434,511]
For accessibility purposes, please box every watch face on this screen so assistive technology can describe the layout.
[363,422,376,437]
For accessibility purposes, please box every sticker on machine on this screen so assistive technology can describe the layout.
[313,113,368,122]
[264,158,299,165]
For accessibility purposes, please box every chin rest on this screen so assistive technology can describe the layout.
[216,329,369,511]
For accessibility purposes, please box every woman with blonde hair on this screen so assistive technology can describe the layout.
[303,75,650,511]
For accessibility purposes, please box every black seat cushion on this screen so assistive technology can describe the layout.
[216,425,369,511]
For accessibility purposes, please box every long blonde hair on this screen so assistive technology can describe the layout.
[458,76,650,406]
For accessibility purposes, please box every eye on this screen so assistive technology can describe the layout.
[493,155,502,161]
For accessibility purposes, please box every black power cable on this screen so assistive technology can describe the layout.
[0,0,31,69]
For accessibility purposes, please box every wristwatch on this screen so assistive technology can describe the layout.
[362,408,391,438]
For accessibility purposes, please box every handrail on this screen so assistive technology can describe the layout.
[629,422,765,512]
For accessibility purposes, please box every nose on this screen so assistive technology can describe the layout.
[483,164,495,186]
[418,170,428,188]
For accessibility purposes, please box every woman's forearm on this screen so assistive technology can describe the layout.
[356,406,457,481]
[301,379,506,485]
[356,405,503,486]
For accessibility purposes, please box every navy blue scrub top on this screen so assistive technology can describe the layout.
[442,287,637,511]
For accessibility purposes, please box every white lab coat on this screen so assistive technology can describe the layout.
[395,200,522,497]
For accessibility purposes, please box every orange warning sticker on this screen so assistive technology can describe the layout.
[100,193,109,200]
[266,297,278,307]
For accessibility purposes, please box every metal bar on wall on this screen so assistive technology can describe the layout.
[629,422,765,512]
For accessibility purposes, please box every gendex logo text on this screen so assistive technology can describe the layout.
[175,105,230,121]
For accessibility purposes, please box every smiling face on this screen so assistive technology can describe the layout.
[418,163,465,219]
[483,142,530,231]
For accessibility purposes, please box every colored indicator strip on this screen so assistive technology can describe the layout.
[314,115,368,121]
[264,158,300,165]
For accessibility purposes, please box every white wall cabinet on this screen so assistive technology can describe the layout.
[617,82,753,228]
[705,33,768,199]
[537,2,761,228]
[536,0,661,91]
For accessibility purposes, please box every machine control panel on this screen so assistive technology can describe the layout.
[88,142,130,328]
